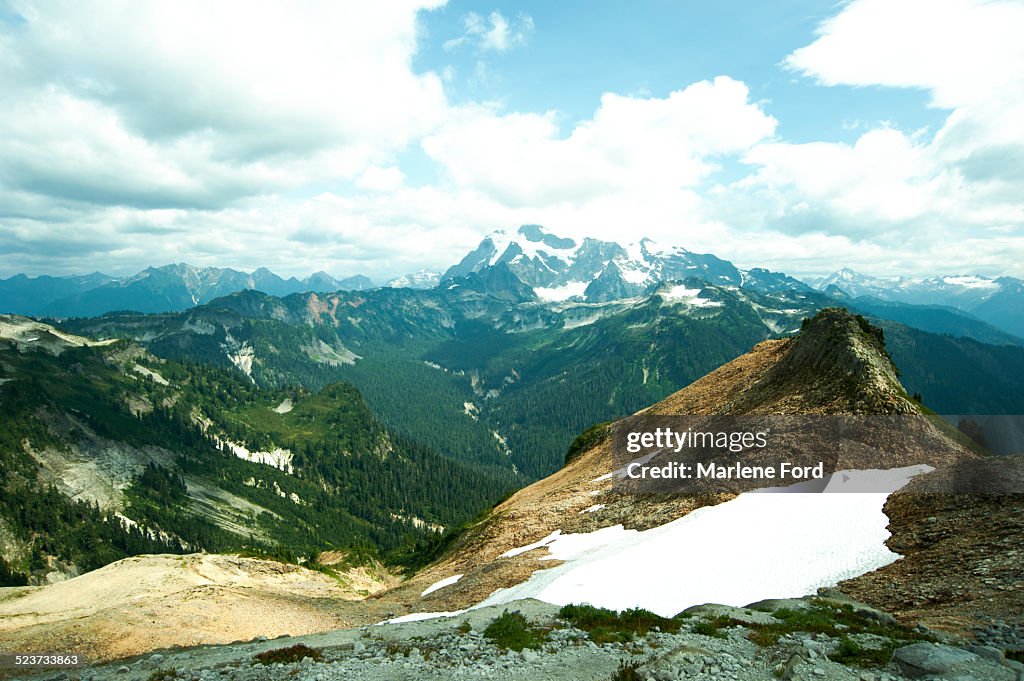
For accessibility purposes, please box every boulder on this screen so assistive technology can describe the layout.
[682,603,780,626]
[891,642,978,677]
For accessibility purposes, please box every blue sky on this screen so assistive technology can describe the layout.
[0,0,1021,282]
[415,1,944,146]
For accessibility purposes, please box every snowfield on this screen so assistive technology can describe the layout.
[396,465,932,623]
[535,281,589,302]
[476,466,930,616]
[659,285,722,307]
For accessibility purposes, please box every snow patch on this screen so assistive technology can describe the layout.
[501,531,562,558]
[535,281,589,302]
[477,466,930,617]
[486,229,581,268]
[619,265,651,285]
[942,275,999,289]
[216,438,294,474]
[273,398,293,414]
[580,504,605,514]
[383,611,466,624]
[660,285,722,307]
[421,574,464,597]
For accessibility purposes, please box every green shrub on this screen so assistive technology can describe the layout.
[829,636,897,666]
[692,615,738,639]
[559,604,683,644]
[483,610,547,651]
[739,601,935,667]
[253,643,323,665]
[565,422,612,466]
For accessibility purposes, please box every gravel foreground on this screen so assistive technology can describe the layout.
[16,598,1024,681]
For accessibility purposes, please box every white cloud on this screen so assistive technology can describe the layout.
[715,0,1024,276]
[784,0,1024,111]
[444,11,534,53]
[423,77,777,207]
[355,166,407,193]
[0,0,448,209]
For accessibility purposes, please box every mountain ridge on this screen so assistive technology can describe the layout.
[814,267,1024,338]
[0,264,377,318]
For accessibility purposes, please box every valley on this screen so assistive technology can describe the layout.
[1,229,1022,680]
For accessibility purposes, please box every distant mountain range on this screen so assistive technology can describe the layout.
[3,224,1023,340]
[811,267,1024,338]
[0,264,376,318]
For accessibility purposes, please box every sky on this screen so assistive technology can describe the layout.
[1,0,1022,282]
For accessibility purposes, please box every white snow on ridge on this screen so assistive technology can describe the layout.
[942,275,999,289]
[486,230,580,268]
[421,574,464,597]
[477,465,930,618]
[216,438,294,474]
[535,281,589,301]
[660,285,722,307]
[619,265,652,285]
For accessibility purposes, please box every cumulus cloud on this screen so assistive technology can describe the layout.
[0,0,447,210]
[355,166,407,193]
[715,0,1024,276]
[444,11,534,53]
[423,77,776,207]
[784,0,1024,110]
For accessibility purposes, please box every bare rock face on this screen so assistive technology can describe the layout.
[891,642,987,678]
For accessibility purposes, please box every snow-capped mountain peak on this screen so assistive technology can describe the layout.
[386,270,442,289]
[443,225,805,304]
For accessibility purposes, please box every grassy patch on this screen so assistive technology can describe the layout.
[829,636,898,666]
[692,615,742,639]
[483,610,547,651]
[253,643,323,665]
[558,604,683,644]
[739,602,934,667]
